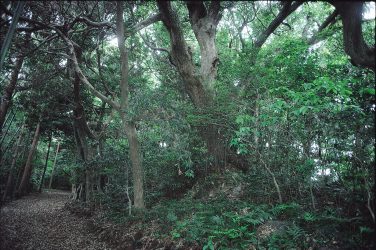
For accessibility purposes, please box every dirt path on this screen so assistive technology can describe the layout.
[0,190,110,250]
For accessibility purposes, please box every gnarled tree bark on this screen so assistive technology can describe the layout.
[330,1,375,71]
[158,1,228,170]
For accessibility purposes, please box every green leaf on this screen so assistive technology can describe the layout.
[203,238,215,250]
[360,87,375,95]
[167,211,178,222]
[299,106,308,115]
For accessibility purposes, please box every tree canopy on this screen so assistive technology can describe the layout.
[0,1,375,249]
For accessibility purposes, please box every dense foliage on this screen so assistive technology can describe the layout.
[0,1,374,249]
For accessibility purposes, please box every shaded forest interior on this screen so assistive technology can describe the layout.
[0,1,375,249]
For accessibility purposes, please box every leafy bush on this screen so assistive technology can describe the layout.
[271,202,302,219]
[267,224,307,250]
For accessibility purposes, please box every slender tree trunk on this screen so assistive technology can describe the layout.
[259,152,283,203]
[48,141,60,189]
[2,122,25,201]
[85,147,94,203]
[303,129,316,210]
[265,165,283,204]
[38,132,52,192]
[0,117,21,168]
[69,42,94,202]
[13,130,31,195]
[123,120,144,209]
[0,58,24,131]
[85,168,91,202]
[124,161,132,216]
[17,122,41,196]
[0,112,16,147]
[0,112,16,165]
[117,2,145,209]
[254,92,260,165]
[0,33,31,166]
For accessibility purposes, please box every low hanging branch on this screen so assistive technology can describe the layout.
[58,29,121,111]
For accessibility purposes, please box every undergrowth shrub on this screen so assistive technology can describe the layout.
[267,224,307,249]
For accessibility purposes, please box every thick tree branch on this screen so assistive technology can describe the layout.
[186,1,222,87]
[130,13,162,34]
[2,7,123,109]
[96,47,116,98]
[140,33,170,54]
[209,1,221,23]
[15,71,60,91]
[308,10,339,45]
[329,1,375,70]
[116,1,130,111]
[254,1,302,48]
[157,0,208,107]
[22,34,58,57]
[71,16,114,30]
[58,30,120,111]
[157,1,192,67]
[0,1,25,71]
[187,1,207,21]
[72,48,95,140]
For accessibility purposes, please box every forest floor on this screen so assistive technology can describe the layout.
[0,187,373,249]
[0,190,111,250]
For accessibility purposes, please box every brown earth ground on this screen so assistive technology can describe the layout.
[0,190,110,250]
[0,190,198,250]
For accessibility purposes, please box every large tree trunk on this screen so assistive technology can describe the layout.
[158,1,308,171]
[187,2,227,169]
[187,1,221,90]
[2,122,25,202]
[17,122,41,196]
[158,1,228,169]
[200,124,226,170]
